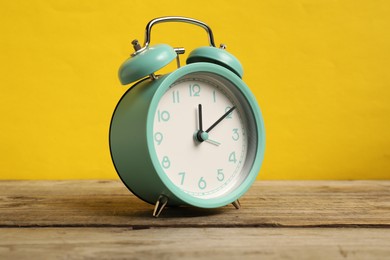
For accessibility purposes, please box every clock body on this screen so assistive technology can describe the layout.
[109,62,265,208]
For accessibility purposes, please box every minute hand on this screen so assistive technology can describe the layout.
[206,106,236,133]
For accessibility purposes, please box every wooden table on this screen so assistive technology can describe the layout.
[1,180,389,259]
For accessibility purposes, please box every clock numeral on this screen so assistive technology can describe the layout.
[161,156,171,169]
[154,132,163,145]
[217,169,224,182]
[157,110,170,122]
[189,84,201,97]
[232,128,239,141]
[198,177,207,190]
[228,152,237,164]
[213,90,216,103]
[225,106,233,119]
[178,172,185,185]
[172,90,180,103]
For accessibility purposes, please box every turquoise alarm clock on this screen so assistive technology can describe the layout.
[109,16,265,217]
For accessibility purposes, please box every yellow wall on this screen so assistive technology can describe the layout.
[1,0,389,180]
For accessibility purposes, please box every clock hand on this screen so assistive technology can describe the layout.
[198,104,203,132]
[205,139,221,146]
[196,104,208,142]
[195,105,235,143]
[196,130,221,146]
[205,106,236,133]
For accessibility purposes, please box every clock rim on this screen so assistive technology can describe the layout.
[146,62,265,208]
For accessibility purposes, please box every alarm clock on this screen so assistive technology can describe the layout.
[109,16,265,217]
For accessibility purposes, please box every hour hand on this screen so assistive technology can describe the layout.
[196,104,230,144]
[196,104,206,142]
[198,104,203,132]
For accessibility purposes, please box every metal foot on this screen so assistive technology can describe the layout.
[153,195,168,217]
[232,199,241,209]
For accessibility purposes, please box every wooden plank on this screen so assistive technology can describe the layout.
[1,180,389,227]
[1,227,389,260]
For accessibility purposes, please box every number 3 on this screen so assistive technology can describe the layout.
[232,128,239,141]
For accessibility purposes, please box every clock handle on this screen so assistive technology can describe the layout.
[134,16,216,55]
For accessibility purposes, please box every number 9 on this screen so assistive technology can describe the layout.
[154,132,163,145]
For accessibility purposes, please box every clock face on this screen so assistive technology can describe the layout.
[152,72,257,199]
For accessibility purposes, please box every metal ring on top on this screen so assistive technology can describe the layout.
[133,16,216,56]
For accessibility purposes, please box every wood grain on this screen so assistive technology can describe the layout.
[1,180,390,259]
[1,227,390,260]
[0,180,389,227]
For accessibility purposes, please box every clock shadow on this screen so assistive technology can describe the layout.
[56,190,226,221]
[165,206,225,218]
[134,205,226,218]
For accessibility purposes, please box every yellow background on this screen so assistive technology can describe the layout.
[1,0,389,180]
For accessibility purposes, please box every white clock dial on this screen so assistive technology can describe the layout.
[152,72,254,199]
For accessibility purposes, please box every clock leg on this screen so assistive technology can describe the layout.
[232,199,241,209]
[153,195,169,217]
